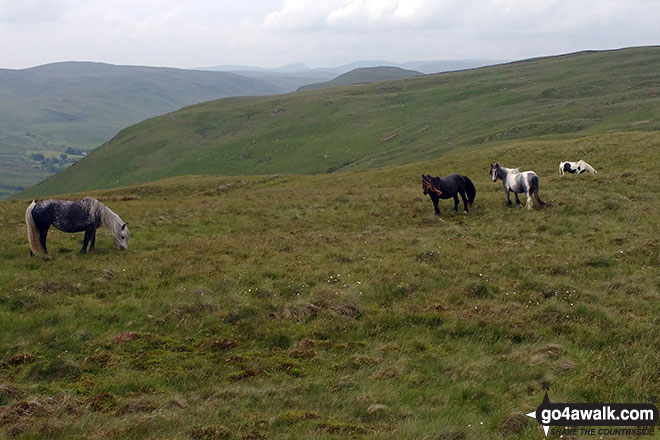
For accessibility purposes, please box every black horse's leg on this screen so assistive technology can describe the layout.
[458,190,469,212]
[430,194,440,215]
[514,193,521,206]
[453,195,459,211]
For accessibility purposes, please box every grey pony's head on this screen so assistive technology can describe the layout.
[112,222,130,250]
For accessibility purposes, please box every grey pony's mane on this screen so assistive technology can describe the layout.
[89,198,125,236]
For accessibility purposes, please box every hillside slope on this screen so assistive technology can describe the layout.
[18,47,660,199]
[0,62,284,198]
[0,131,658,438]
[297,66,423,91]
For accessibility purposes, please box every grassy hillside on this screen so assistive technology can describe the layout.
[0,130,658,439]
[0,62,285,198]
[19,46,660,200]
[296,66,422,91]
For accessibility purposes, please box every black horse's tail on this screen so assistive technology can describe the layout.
[463,176,476,208]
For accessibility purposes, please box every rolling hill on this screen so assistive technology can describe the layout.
[0,62,286,198]
[296,66,423,91]
[18,46,660,199]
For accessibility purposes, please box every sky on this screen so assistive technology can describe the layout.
[1,0,659,70]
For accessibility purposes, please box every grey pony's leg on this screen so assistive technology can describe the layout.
[514,193,521,206]
[504,188,512,206]
[38,226,49,254]
[89,228,97,251]
[81,226,95,253]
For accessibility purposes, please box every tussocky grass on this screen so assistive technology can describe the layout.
[0,131,658,439]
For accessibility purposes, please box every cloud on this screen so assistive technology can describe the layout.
[1,0,660,69]
[263,0,443,30]
[0,0,77,23]
[327,0,440,28]
[264,0,337,30]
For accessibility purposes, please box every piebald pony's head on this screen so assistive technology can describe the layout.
[490,163,500,182]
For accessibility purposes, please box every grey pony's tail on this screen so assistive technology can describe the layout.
[463,176,477,208]
[531,175,547,207]
[25,201,44,255]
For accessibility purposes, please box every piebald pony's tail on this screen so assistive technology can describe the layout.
[463,176,476,208]
[25,200,44,255]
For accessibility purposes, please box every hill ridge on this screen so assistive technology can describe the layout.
[16,46,660,199]
[296,66,423,91]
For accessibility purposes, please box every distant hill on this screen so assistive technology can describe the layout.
[0,62,285,198]
[202,59,507,75]
[17,47,660,199]
[297,66,423,91]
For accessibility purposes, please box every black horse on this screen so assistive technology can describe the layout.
[422,174,476,215]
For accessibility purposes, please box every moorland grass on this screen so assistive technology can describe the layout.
[0,131,658,439]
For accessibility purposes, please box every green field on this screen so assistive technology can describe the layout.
[1,129,658,438]
[18,47,660,200]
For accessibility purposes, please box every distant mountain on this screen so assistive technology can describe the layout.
[0,61,285,198]
[297,66,423,91]
[199,59,506,96]
[203,62,311,73]
[398,59,510,74]
[202,59,507,76]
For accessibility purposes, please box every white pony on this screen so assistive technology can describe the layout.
[490,163,546,210]
[559,160,597,176]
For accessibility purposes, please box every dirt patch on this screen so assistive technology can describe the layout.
[316,422,369,435]
[188,425,231,439]
[500,413,534,434]
[198,339,238,351]
[88,393,116,412]
[37,281,75,294]
[112,332,142,344]
[0,401,47,425]
[2,353,36,368]
[332,302,363,319]
[0,384,22,400]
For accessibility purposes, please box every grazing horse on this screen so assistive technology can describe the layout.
[490,163,546,210]
[25,197,129,255]
[559,160,597,176]
[422,173,476,215]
